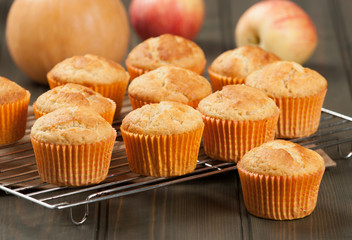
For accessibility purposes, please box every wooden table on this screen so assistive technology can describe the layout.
[1,0,352,239]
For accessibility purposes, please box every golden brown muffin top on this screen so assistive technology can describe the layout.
[126,34,206,71]
[47,54,130,86]
[0,76,30,105]
[121,101,204,135]
[197,85,279,121]
[208,46,280,79]
[245,61,328,98]
[128,66,212,104]
[31,107,116,145]
[34,83,116,116]
[238,140,325,176]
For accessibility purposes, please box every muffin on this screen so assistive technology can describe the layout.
[237,140,325,220]
[47,54,130,118]
[121,101,204,177]
[245,61,327,138]
[0,76,30,145]
[128,66,212,109]
[125,34,206,80]
[197,85,279,162]
[208,46,280,91]
[31,107,116,187]
[33,83,116,124]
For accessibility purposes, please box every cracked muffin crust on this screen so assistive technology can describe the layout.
[197,84,279,121]
[245,61,327,98]
[128,66,211,109]
[125,34,206,79]
[33,83,116,123]
[238,140,324,176]
[208,46,280,91]
[121,101,204,135]
[31,106,116,145]
[47,54,129,86]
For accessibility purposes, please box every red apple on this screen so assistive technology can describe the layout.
[129,0,205,40]
[235,0,317,64]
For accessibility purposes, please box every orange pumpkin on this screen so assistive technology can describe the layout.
[6,0,130,84]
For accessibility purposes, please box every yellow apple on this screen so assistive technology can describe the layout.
[235,0,317,64]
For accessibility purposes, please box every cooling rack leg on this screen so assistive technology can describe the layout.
[69,204,89,225]
[338,143,352,159]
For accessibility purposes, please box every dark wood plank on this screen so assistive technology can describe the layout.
[0,192,99,240]
[105,173,243,240]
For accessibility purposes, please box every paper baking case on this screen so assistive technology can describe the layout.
[121,127,203,177]
[201,113,279,162]
[238,166,325,220]
[31,134,116,187]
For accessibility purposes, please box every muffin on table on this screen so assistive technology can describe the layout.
[33,83,116,124]
[197,84,279,162]
[31,107,116,187]
[245,60,327,138]
[47,54,130,118]
[208,46,280,91]
[125,34,206,80]
[121,101,204,177]
[128,66,212,109]
[237,140,325,220]
[0,76,30,145]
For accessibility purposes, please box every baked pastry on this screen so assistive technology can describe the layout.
[128,66,212,109]
[33,83,116,124]
[0,76,30,145]
[208,46,280,91]
[121,101,204,177]
[47,54,130,118]
[197,84,279,162]
[125,34,206,80]
[31,107,116,186]
[237,140,325,220]
[245,61,327,138]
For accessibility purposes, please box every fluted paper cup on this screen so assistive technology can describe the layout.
[201,112,279,162]
[208,69,244,92]
[238,166,325,220]
[274,89,327,138]
[0,91,30,145]
[121,127,204,177]
[31,134,116,187]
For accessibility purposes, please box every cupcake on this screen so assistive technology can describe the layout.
[208,46,280,91]
[237,140,325,220]
[31,107,116,187]
[125,34,206,80]
[33,83,116,124]
[197,85,279,162]
[47,54,130,118]
[0,76,30,145]
[121,101,204,177]
[245,61,327,138]
[128,66,212,109]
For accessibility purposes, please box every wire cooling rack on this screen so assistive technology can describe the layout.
[1,97,351,225]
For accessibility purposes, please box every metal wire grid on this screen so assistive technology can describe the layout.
[0,106,351,225]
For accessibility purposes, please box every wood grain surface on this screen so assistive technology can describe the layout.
[0,0,352,240]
